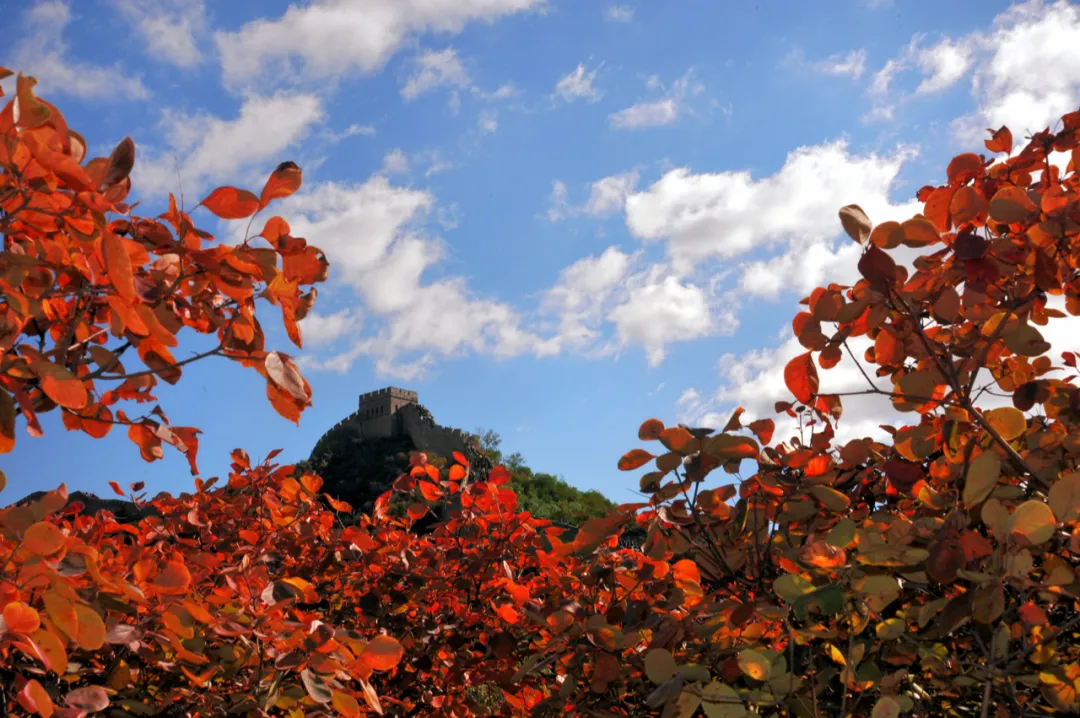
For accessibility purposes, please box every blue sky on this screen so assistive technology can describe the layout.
[4,0,1080,505]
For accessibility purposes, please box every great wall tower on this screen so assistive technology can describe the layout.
[300,387,493,516]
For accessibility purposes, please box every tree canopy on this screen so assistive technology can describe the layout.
[4,67,1080,717]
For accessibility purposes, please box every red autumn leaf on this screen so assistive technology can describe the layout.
[17,679,55,718]
[747,418,775,444]
[198,186,260,220]
[638,418,665,440]
[418,481,443,501]
[33,361,89,410]
[260,161,303,209]
[153,560,192,595]
[618,448,655,471]
[4,601,41,634]
[784,352,819,405]
[985,126,1013,154]
[361,634,404,671]
[946,152,985,185]
[24,521,67,556]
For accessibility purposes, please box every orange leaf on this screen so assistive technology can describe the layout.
[4,601,41,634]
[260,161,303,209]
[198,186,260,220]
[638,418,665,441]
[73,604,106,650]
[15,73,50,130]
[332,691,362,718]
[17,679,55,718]
[618,449,655,471]
[418,481,443,501]
[361,634,404,671]
[448,464,467,481]
[108,481,124,497]
[33,361,89,410]
[495,603,520,625]
[153,560,192,595]
[1,389,15,454]
[27,629,67,673]
[946,153,984,185]
[102,230,136,303]
[784,352,819,405]
[985,126,1013,155]
[24,521,66,556]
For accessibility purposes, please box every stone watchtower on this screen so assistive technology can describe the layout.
[356,387,419,439]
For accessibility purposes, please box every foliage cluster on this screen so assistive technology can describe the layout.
[4,68,1080,717]
[473,429,615,525]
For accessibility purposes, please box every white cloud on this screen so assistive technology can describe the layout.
[323,123,376,142]
[10,1,148,100]
[953,0,1080,143]
[609,70,702,130]
[381,149,410,175]
[299,309,363,346]
[479,109,499,133]
[541,247,634,351]
[133,92,324,199]
[556,63,601,102]
[272,178,554,378]
[606,5,634,22]
[912,35,976,94]
[546,180,571,222]
[215,0,546,88]
[585,171,640,215]
[864,2,1080,131]
[401,47,470,100]
[474,82,518,100]
[815,49,867,79]
[609,270,717,366]
[114,0,206,68]
[624,140,919,273]
[546,171,639,220]
[610,99,677,130]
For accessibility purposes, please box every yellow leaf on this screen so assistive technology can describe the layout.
[985,406,1026,441]
[1049,472,1080,523]
[1010,500,1056,546]
[963,450,1001,507]
[736,648,771,681]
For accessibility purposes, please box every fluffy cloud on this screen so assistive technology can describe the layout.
[541,247,634,351]
[624,140,919,273]
[912,35,976,94]
[606,5,634,22]
[381,149,411,175]
[215,0,546,87]
[953,0,1080,143]
[546,171,639,220]
[609,99,677,130]
[272,178,554,378]
[401,47,470,100]
[114,0,206,67]
[133,92,324,199]
[9,1,148,100]
[864,1,1080,135]
[609,269,719,366]
[810,49,867,80]
[299,309,363,346]
[609,70,702,130]
[555,63,602,102]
